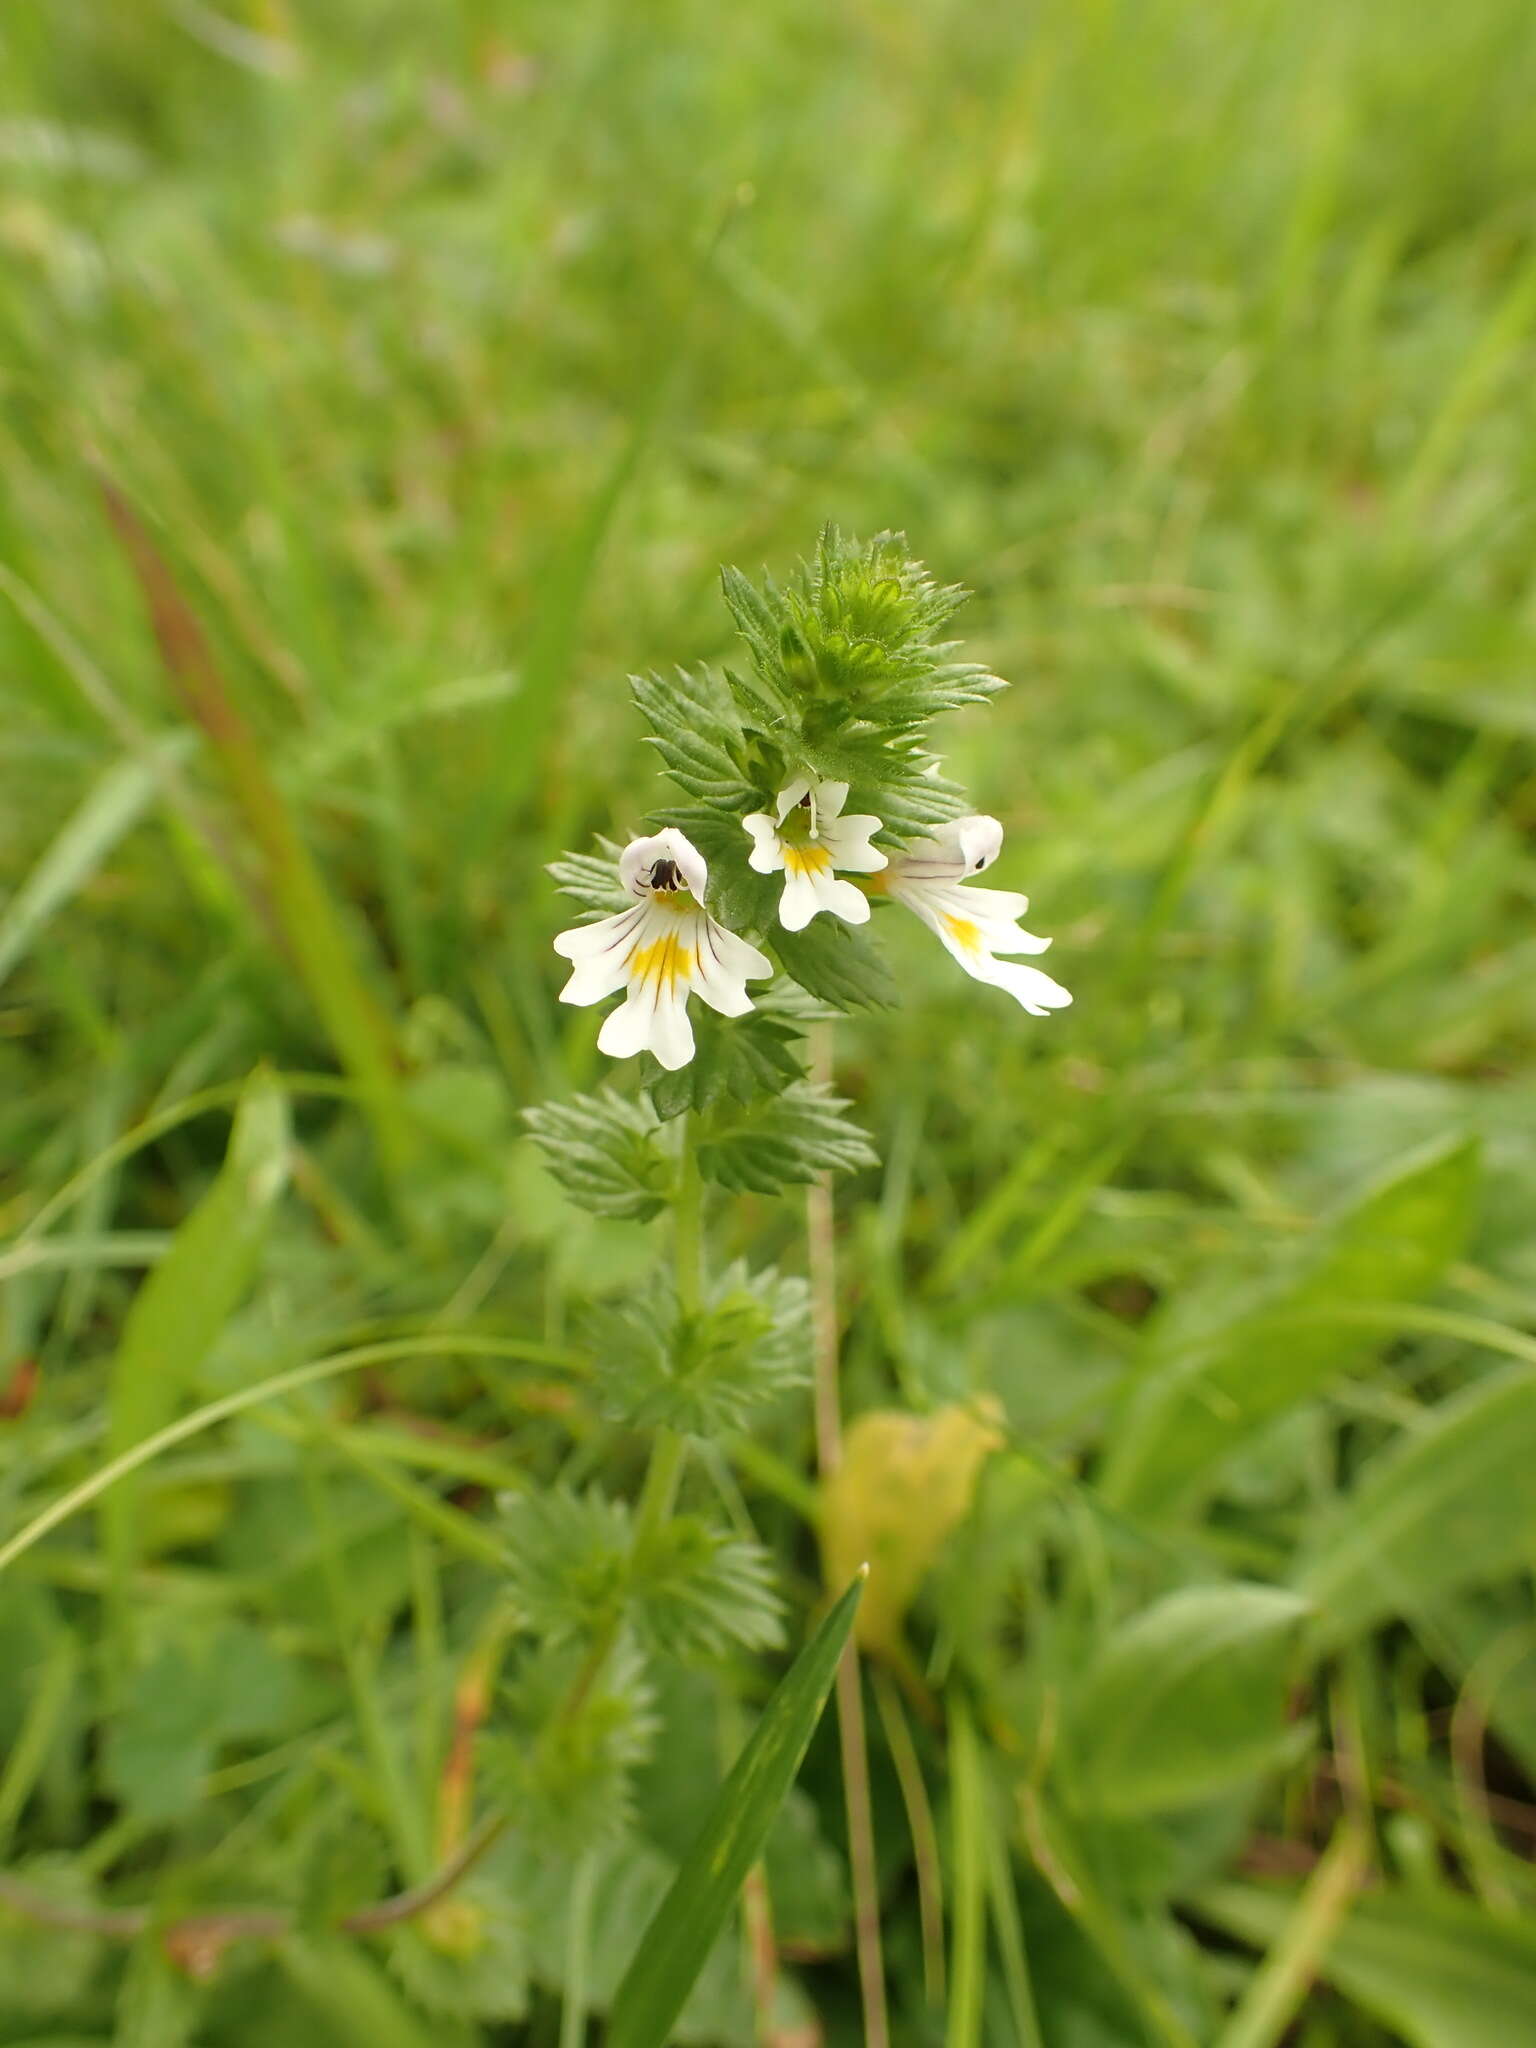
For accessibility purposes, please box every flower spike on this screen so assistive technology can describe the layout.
[742,775,887,932]
[554,829,772,1069]
[883,816,1071,1017]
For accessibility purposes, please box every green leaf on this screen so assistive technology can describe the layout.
[522,1089,674,1221]
[1101,1138,1480,1517]
[632,666,757,808]
[547,839,630,917]
[605,1570,863,2048]
[491,1636,658,1853]
[99,1644,217,1822]
[1196,1882,1536,2048]
[646,1010,803,1122]
[0,1860,104,2015]
[697,1079,879,1193]
[279,1938,452,2048]
[1063,1585,1311,1818]
[773,911,899,1011]
[583,1262,809,1437]
[102,1071,290,1591]
[1298,1366,1536,1641]
[502,1488,633,1647]
[633,1516,784,1658]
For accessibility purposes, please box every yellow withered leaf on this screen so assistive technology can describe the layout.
[819,1401,1004,1657]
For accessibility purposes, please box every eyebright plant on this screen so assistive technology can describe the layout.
[547,523,1072,1084]
[521,529,1071,1871]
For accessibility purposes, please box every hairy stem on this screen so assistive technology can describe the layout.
[807,1022,890,2048]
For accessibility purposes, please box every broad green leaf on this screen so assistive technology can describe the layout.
[102,1072,290,1593]
[1063,1585,1311,1818]
[1299,1367,1536,1641]
[1101,1138,1479,1516]
[1196,1881,1536,2048]
[605,1570,863,2048]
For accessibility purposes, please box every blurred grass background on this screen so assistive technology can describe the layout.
[3,0,1536,2042]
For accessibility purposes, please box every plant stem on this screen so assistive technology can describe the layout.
[560,1852,598,2048]
[1212,1820,1368,2048]
[807,1021,890,2048]
[634,1113,705,1545]
[674,1119,704,1314]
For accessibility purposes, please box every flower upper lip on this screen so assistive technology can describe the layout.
[554,829,772,1069]
[743,776,887,933]
[884,816,1071,1018]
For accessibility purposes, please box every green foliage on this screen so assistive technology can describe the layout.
[1061,1586,1313,1819]
[584,1263,810,1437]
[1101,1138,1481,1516]
[501,1488,634,1649]
[1199,1884,1536,2048]
[632,1518,784,1659]
[630,668,757,811]
[102,1071,290,1594]
[502,1487,783,1662]
[605,1572,863,2048]
[697,1079,880,1193]
[492,1637,659,1852]
[646,1011,804,1122]
[521,1090,674,1221]
[546,840,631,918]
[1298,1365,1536,1640]
[770,915,901,1011]
[3,3,1536,2044]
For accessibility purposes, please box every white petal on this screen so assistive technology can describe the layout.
[954,816,1004,874]
[559,948,632,1007]
[743,814,785,874]
[892,815,1004,885]
[618,828,707,899]
[778,868,822,931]
[822,815,887,873]
[552,904,645,959]
[816,875,871,924]
[708,920,773,984]
[772,776,812,824]
[956,882,1031,926]
[692,921,755,1017]
[645,989,697,1069]
[596,992,657,1060]
[813,780,850,822]
[976,957,1073,1014]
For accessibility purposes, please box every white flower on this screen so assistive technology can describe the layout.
[883,816,1072,1017]
[742,776,887,931]
[553,829,772,1070]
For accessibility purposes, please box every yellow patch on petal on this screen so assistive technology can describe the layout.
[783,843,833,877]
[629,934,693,991]
[942,912,982,953]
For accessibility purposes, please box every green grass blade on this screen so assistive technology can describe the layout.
[1297,1365,1536,1642]
[100,1072,291,1633]
[1197,1880,1536,2048]
[605,1570,864,2048]
[944,1694,988,2048]
[0,736,192,992]
[1101,1137,1480,1516]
